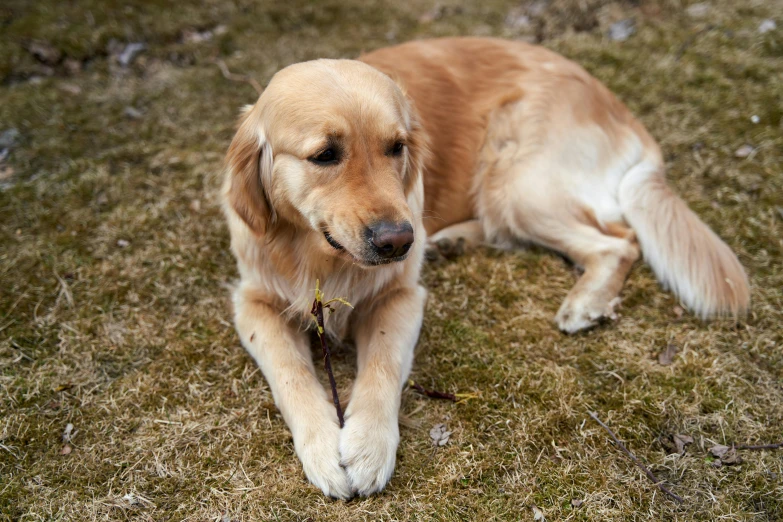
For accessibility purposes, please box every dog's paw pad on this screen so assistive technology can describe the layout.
[426,237,466,263]
[556,297,621,334]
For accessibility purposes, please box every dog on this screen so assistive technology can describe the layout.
[222,37,749,498]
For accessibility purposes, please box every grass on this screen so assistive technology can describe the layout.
[1,0,782,520]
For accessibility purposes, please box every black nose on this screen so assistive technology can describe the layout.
[368,221,414,259]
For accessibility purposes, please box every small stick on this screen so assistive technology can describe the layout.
[408,380,479,403]
[214,59,263,95]
[310,280,351,428]
[409,380,457,402]
[589,411,684,504]
[736,442,783,451]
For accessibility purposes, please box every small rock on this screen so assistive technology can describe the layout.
[213,25,228,36]
[26,40,62,65]
[570,498,583,508]
[734,144,754,158]
[189,199,201,212]
[686,3,710,18]
[60,444,72,455]
[673,305,684,318]
[658,344,678,366]
[124,106,143,119]
[429,423,452,446]
[758,19,777,34]
[506,8,531,29]
[118,43,146,67]
[0,128,20,149]
[750,115,760,124]
[117,239,130,248]
[608,19,635,42]
[532,505,545,521]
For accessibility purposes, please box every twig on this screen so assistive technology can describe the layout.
[675,24,716,61]
[408,380,479,403]
[589,411,684,503]
[214,59,263,95]
[736,442,783,451]
[310,280,350,428]
[409,380,457,401]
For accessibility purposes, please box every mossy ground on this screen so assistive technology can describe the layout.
[1,0,782,520]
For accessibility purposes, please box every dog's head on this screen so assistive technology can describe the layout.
[223,59,426,267]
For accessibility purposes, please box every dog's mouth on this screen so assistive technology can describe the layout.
[323,231,345,251]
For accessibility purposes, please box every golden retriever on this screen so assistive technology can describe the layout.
[222,37,749,498]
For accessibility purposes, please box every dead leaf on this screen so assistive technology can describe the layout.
[734,144,754,158]
[189,199,202,212]
[118,42,146,67]
[124,106,143,119]
[64,58,82,75]
[62,423,74,443]
[429,423,452,446]
[686,3,710,18]
[570,498,583,508]
[709,444,728,458]
[721,447,742,465]
[658,344,678,366]
[26,40,62,65]
[672,305,684,318]
[532,505,545,521]
[59,83,82,95]
[0,165,14,180]
[709,444,742,465]
[673,434,694,453]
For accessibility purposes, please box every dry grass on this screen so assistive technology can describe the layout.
[1,0,782,520]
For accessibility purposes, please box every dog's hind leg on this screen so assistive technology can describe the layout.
[485,195,640,332]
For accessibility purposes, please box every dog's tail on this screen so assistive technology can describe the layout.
[618,161,750,319]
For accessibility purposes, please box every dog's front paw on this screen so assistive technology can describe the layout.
[339,409,399,496]
[295,420,353,500]
[556,296,621,334]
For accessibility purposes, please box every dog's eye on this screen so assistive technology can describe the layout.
[388,141,405,157]
[310,148,339,165]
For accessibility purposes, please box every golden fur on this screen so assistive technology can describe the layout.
[222,37,750,499]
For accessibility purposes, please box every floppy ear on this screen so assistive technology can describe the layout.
[223,110,275,235]
[403,107,429,196]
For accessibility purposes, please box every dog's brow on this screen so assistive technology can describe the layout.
[305,134,342,156]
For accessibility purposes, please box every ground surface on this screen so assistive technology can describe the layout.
[1,0,782,520]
